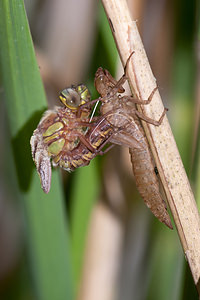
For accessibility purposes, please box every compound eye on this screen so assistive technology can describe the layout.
[76,84,91,104]
[59,88,81,109]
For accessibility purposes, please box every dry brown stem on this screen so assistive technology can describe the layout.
[101,0,200,291]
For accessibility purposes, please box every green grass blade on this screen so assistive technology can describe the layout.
[70,159,100,286]
[146,227,184,300]
[0,1,73,299]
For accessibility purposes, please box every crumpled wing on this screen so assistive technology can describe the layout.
[30,129,52,194]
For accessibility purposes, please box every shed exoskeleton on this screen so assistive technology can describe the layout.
[92,54,172,229]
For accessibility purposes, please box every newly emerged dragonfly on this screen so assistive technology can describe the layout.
[30,84,116,193]
[91,54,172,229]
[31,84,94,193]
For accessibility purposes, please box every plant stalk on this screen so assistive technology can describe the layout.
[101,0,200,291]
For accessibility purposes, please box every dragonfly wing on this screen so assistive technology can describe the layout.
[30,129,52,194]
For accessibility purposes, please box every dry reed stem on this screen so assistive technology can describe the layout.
[77,202,123,300]
[101,0,200,290]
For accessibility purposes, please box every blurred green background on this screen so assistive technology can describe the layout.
[0,0,199,299]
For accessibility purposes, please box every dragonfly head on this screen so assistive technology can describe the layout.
[59,84,91,110]
[94,67,125,97]
[94,67,110,97]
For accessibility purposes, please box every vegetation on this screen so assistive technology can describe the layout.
[0,0,199,299]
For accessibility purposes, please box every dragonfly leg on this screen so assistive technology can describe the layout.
[76,98,101,118]
[98,144,115,155]
[103,69,125,94]
[121,87,158,105]
[76,117,99,127]
[112,51,134,90]
[77,124,114,154]
[78,134,97,152]
[104,52,134,97]
[90,134,115,156]
[135,108,168,126]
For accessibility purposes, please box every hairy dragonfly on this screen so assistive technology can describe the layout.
[30,84,115,193]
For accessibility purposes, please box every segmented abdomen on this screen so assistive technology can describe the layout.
[101,106,172,228]
[128,126,172,229]
[53,118,113,171]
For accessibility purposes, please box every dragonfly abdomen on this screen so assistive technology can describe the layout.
[129,141,172,229]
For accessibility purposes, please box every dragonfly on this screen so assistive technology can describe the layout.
[30,84,117,193]
[31,84,94,193]
[91,54,172,229]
